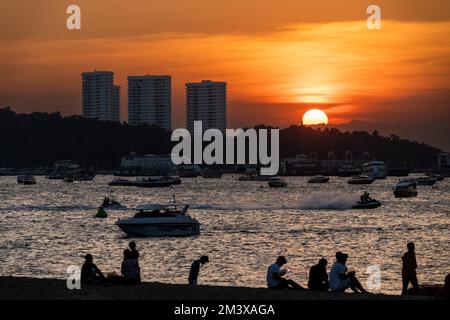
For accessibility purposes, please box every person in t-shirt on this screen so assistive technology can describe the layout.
[402,242,419,295]
[81,254,105,285]
[329,252,368,293]
[308,258,329,291]
[266,256,303,289]
[188,255,209,286]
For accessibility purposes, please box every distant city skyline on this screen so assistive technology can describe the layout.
[1,1,449,150]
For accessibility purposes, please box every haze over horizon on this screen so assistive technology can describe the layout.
[1,0,449,150]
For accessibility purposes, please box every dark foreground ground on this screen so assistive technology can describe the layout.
[0,277,444,300]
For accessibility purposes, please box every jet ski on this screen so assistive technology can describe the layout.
[352,199,382,209]
[101,197,126,209]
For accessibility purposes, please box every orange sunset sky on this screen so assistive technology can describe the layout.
[1,0,449,149]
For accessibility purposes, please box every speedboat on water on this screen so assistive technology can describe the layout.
[352,199,382,209]
[268,177,287,188]
[161,175,181,185]
[426,173,445,181]
[108,178,134,187]
[18,175,37,185]
[133,177,173,188]
[63,176,74,183]
[415,177,438,186]
[347,175,375,185]
[238,174,271,181]
[116,203,200,237]
[102,197,126,209]
[394,180,418,198]
[308,175,330,183]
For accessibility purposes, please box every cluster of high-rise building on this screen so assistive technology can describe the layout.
[81,71,227,132]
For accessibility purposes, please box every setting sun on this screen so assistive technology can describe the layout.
[302,109,329,125]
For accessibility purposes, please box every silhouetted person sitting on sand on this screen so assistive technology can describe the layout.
[267,256,303,289]
[329,252,368,293]
[402,242,419,295]
[81,254,105,285]
[442,273,450,300]
[308,258,329,291]
[107,249,141,284]
[189,255,209,286]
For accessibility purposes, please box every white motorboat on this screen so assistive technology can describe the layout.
[268,177,287,188]
[394,180,418,198]
[116,203,200,237]
[347,175,375,185]
[308,175,330,183]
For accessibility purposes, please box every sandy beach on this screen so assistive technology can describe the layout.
[0,277,443,301]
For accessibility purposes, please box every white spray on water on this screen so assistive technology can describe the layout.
[298,192,358,210]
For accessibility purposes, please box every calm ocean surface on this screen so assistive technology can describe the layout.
[0,175,448,294]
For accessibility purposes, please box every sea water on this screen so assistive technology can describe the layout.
[0,175,448,295]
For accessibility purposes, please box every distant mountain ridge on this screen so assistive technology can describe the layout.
[0,107,441,169]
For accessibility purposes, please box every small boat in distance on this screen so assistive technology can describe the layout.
[394,180,418,198]
[134,177,173,188]
[63,176,74,183]
[238,174,271,181]
[426,173,445,181]
[268,177,287,188]
[116,203,200,237]
[18,175,36,185]
[108,178,134,186]
[201,170,223,179]
[308,175,330,183]
[415,177,438,186]
[347,175,375,185]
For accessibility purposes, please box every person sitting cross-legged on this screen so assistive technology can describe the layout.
[308,258,329,292]
[329,252,368,294]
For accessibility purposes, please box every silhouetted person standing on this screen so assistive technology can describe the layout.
[402,242,419,295]
[127,241,140,260]
[266,256,303,289]
[308,258,329,291]
[81,254,105,285]
[189,255,209,286]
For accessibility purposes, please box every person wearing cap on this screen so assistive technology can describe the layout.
[188,255,209,286]
[81,254,105,285]
[266,256,303,289]
[329,252,368,293]
[402,242,419,295]
[308,258,329,291]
